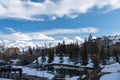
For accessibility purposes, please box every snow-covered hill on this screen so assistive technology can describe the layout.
[101,35,120,44]
[100,63,120,80]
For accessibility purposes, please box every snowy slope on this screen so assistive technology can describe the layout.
[100,73,120,80]
[101,63,120,73]
[13,66,54,79]
[100,63,120,80]
[33,56,49,64]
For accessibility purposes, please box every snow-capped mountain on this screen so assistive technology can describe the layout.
[108,35,120,44]
[101,35,120,44]
[0,36,84,51]
[0,40,40,51]
[1,34,120,52]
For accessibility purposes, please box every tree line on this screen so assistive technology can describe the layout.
[39,34,120,68]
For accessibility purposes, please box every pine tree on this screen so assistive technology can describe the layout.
[56,42,61,54]
[48,43,54,63]
[56,42,63,63]
[35,58,39,67]
[100,46,106,65]
[28,46,33,55]
[68,43,73,60]
[41,50,46,63]
[107,45,111,57]
[92,54,99,68]
[74,41,80,59]
[113,49,120,63]
[88,33,92,42]
[67,42,79,61]
[82,38,88,65]
[62,40,66,54]
[94,41,99,54]
[59,52,63,63]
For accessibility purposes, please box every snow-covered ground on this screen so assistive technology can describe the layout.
[33,56,79,65]
[33,56,49,64]
[10,59,20,65]
[100,63,120,80]
[70,76,79,80]
[87,58,93,68]
[53,56,71,64]
[100,73,120,80]
[101,63,120,73]
[32,56,73,65]
[13,66,54,80]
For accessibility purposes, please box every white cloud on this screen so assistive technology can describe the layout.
[96,0,120,11]
[41,27,99,35]
[0,31,55,41]
[1,32,31,41]
[27,32,55,40]
[2,27,98,42]
[0,27,99,47]
[0,0,119,21]
[92,36,97,39]
[95,0,120,13]
[6,27,16,33]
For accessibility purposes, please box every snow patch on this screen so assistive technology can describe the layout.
[70,76,79,80]
[100,73,120,80]
[13,66,54,80]
[102,63,120,73]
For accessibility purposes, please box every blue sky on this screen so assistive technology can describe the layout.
[0,0,120,46]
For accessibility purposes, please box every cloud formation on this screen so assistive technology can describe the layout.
[0,0,120,21]
[3,27,98,41]
[6,27,17,33]
[1,27,98,47]
[41,27,99,35]
[0,32,55,41]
